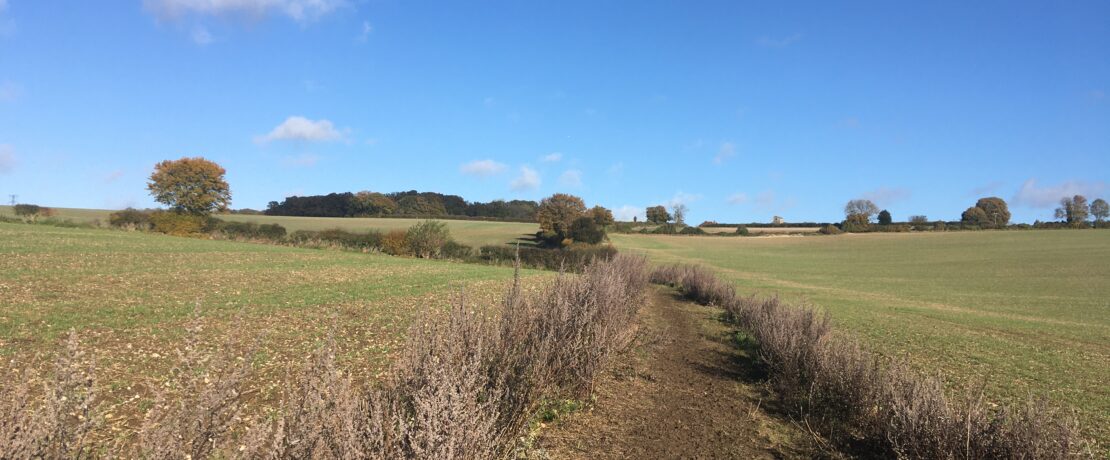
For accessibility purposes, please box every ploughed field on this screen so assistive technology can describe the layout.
[0,222,545,440]
[611,230,1110,443]
[0,206,539,248]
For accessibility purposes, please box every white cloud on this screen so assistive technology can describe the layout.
[356,20,371,42]
[0,80,22,102]
[558,169,582,187]
[1013,179,1107,208]
[713,142,736,164]
[460,159,507,177]
[143,0,346,23]
[0,144,15,174]
[860,186,911,206]
[756,33,803,48]
[191,25,213,45]
[510,166,541,191]
[281,153,320,167]
[541,152,562,163]
[614,205,643,222]
[726,193,750,205]
[256,116,345,143]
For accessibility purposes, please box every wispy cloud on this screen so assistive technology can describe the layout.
[756,33,803,48]
[1013,179,1107,208]
[143,0,347,23]
[356,20,371,42]
[726,192,750,205]
[713,142,736,164]
[860,186,911,207]
[666,191,702,208]
[541,152,562,163]
[0,80,22,102]
[103,169,125,183]
[191,25,213,45]
[0,0,13,37]
[256,116,346,143]
[281,153,320,167]
[558,169,582,187]
[459,159,507,177]
[510,166,541,191]
[0,144,15,174]
[969,181,1004,197]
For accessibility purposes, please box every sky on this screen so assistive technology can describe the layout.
[0,0,1107,224]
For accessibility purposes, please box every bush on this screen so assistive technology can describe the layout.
[108,208,152,230]
[214,220,287,240]
[381,230,409,256]
[651,264,1087,458]
[819,224,841,235]
[406,220,451,258]
[649,224,680,235]
[679,226,706,235]
[735,226,750,236]
[476,245,618,272]
[441,240,473,260]
[13,204,45,218]
[150,211,217,236]
[569,216,606,244]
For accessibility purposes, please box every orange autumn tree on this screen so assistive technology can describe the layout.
[147,157,231,215]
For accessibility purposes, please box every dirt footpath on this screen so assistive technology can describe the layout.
[535,287,818,459]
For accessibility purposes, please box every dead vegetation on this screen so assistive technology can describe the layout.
[1,254,648,459]
[651,264,1092,458]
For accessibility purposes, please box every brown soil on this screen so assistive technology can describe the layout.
[534,287,822,459]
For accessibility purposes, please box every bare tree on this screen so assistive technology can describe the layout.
[844,199,880,222]
[1089,198,1108,223]
[672,204,688,226]
[1055,195,1090,226]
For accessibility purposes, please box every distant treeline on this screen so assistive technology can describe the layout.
[698,222,831,228]
[264,191,539,222]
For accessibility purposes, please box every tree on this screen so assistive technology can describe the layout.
[1055,195,1090,226]
[147,157,231,215]
[909,215,929,225]
[537,193,587,239]
[352,191,397,216]
[844,199,880,222]
[589,205,615,227]
[396,195,447,216]
[672,204,688,226]
[961,206,989,227]
[878,209,892,225]
[1091,198,1109,223]
[645,205,671,224]
[406,220,451,258]
[975,197,1010,228]
[569,216,606,244]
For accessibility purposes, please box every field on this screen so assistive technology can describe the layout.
[611,230,1110,442]
[699,226,820,235]
[0,222,544,439]
[0,206,538,248]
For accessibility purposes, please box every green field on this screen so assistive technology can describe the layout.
[611,231,1110,442]
[0,221,542,437]
[0,206,539,248]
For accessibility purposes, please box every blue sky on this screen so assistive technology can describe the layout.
[0,0,1107,223]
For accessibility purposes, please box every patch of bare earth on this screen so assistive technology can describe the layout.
[535,287,818,459]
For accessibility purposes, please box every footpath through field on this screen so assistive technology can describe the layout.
[536,288,820,459]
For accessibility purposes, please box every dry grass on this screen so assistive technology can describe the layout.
[2,255,650,458]
[652,263,1092,458]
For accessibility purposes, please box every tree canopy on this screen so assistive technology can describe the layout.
[844,199,880,221]
[646,205,671,224]
[147,157,231,215]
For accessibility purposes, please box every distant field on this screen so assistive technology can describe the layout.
[611,230,1110,443]
[699,226,820,235]
[0,206,538,247]
[0,222,544,439]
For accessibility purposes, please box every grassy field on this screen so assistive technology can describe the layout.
[611,230,1110,443]
[0,221,544,439]
[0,206,539,248]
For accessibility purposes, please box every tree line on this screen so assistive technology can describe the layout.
[839,194,1109,233]
[263,191,540,221]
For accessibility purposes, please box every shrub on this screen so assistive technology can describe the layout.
[735,225,750,236]
[441,240,473,260]
[651,264,1088,458]
[878,209,892,225]
[679,226,706,235]
[381,229,409,256]
[819,224,841,235]
[13,204,45,218]
[841,214,871,232]
[569,216,606,244]
[214,220,287,240]
[406,220,451,258]
[109,208,152,230]
[150,211,217,236]
[476,245,618,272]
